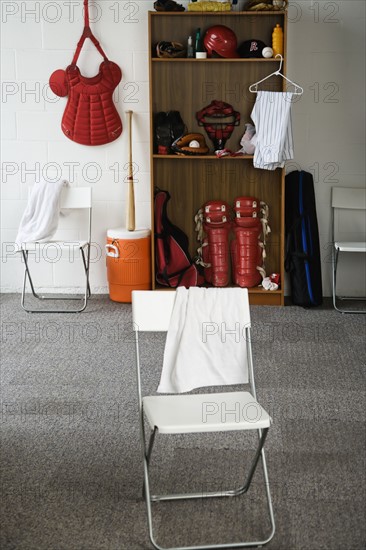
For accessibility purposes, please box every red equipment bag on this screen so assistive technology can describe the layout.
[154,189,204,288]
[49,0,122,146]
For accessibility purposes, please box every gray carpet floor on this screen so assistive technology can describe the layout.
[1,294,365,550]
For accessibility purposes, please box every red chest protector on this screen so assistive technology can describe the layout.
[49,0,122,146]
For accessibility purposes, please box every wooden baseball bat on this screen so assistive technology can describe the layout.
[126,110,135,231]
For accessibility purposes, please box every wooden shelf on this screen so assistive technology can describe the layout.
[154,284,283,305]
[150,11,286,16]
[149,10,287,306]
[153,154,254,160]
[152,58,282,63]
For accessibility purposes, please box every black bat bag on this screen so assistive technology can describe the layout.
[285,170,323,307]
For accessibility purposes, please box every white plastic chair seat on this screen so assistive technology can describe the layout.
[334,241,366,253]
[21,240,88,251]
[143,391,272,434]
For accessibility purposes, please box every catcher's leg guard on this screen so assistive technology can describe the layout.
[194,201,232,287]
[201,236,212,284]
[204,223,231,287]
[231,223,263,288]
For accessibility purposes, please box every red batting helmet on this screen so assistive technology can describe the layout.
[203,25,239,58]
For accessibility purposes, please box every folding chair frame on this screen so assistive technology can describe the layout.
[20,189,92,314]
[134,319,275,550]
[331,191,366,315]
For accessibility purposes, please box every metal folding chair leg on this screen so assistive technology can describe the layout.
[81,246,91,298]
[20,246,91,314]
[140,425,275,550]
[332,247,366,314]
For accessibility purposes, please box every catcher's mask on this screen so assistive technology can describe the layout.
[196,100,240,150]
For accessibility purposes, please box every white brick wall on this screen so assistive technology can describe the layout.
[1,0,365,295]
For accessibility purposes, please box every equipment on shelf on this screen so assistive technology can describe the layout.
[187,35,194,58]
[203,25,239,58]
[188,1,232,11]
[272,24,284,56]
[155,188,204,288]
[231,197,270,289]
[195,201,232,287]
[285,170,323,307]
[238,39,270,58]
[245,0,287,10]
[156,41,186,58]
[149,10,288,304]
[237,123,257,155]
[154,111,186,155]
[196,100,240,151]
[195,28,207,59]
[172,133,209,155]
[195,198,271,288]
[49,0,122,146]
[154,0,185,11]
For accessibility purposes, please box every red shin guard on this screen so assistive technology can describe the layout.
[203,224,231,287]
[231,224,263,288]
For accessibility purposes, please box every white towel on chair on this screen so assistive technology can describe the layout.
[157,287,249,394]
[251,91,294,170]
[15,179,68,247]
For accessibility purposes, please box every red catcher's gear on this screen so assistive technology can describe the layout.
[196,100,240,151]
[203,200,231,226]
[49,0,122,146]
[200,201,232,287]
[203,25,240,58]
[233,196,261,225]
[231,224,263,288]
[231,196,268,288]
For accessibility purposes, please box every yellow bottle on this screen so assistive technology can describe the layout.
[272,24,284,57]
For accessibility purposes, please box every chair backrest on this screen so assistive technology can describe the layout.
[331,187,366,242]
[132,290,177,331]
[55,187,92,242]
[132,289,256,399]
[132,289,251,332]
[332,187,366,210]
[60,187,92,209]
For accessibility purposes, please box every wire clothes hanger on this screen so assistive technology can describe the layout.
[249,54,303,95]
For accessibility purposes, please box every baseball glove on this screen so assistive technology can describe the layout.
[172,133,209,155]
[156,41,186,58]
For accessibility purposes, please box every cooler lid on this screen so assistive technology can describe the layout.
[107,227,151,240]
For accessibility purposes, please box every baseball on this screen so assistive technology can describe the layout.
[189,139,200,148]
[262,47,273,58]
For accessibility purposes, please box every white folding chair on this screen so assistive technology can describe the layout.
[132,289,275,550]
[20,187,92,313]
[331,187,366,314]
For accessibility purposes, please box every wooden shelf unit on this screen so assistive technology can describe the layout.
[149,10,287,306]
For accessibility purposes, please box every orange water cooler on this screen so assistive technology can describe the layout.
[105,228,151,303]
